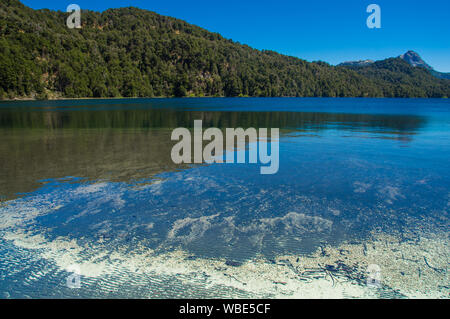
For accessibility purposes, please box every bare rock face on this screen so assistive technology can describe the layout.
[399,50,433,70]
[339,59,374,67]
[399,51,450,79]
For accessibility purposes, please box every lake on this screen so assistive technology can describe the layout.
[0,98,448,298]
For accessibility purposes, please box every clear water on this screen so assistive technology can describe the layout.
[0,98,448,298]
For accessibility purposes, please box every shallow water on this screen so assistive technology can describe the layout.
[0,98,449,298]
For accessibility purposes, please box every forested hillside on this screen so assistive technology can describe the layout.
[0,0,449,99]
[340,58,450,98]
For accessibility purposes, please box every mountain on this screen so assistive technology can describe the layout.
[339,60,374,68]
[0,0,449,99]
[338,57,450,97]
[430,70,450,80]
[399,50,432,70]
[340,50,450,81]
[399,50,450,80]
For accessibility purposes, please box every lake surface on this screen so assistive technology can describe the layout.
[0,98,448,298]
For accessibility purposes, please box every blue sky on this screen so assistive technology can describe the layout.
[21,0,450,72]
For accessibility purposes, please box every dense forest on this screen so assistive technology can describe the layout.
[0,0,449,99]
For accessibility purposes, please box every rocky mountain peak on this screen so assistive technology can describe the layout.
[399,51,432,70]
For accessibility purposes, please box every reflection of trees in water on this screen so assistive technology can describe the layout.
[0,129,181,200]
[0,108,426,134]
[0,107,426,199]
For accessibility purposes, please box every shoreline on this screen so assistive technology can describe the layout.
[1,96,448,102]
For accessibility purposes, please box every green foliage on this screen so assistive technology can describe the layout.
[339,58,450,98]
[0,0,449,99]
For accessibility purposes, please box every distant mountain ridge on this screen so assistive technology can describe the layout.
[0,0,449,99]
[339,51,450,80]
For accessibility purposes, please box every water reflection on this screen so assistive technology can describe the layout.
[0,101,427,200]
[0,106,426,133]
